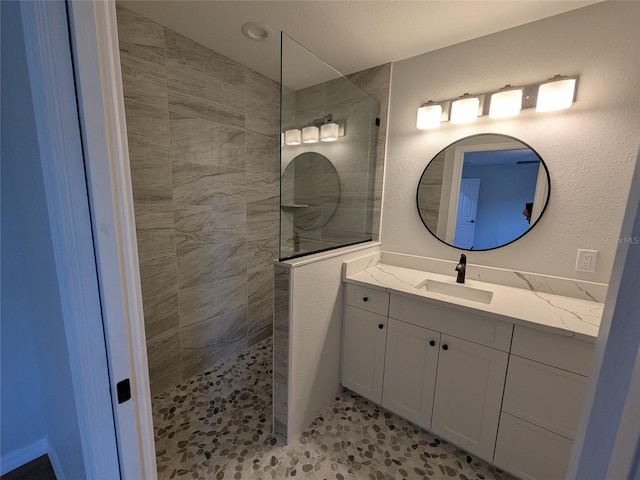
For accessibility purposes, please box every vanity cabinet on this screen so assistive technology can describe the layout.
[382,319,508,461]
[493,326,594,480]
[343,286,511,461]
[387,294,511,460]
[342,281,596,477]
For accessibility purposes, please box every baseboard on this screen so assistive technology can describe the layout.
[46,439,66,480]
[0,438,48,476]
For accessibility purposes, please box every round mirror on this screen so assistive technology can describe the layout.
[417,134,550,251]
[281,152,340,231]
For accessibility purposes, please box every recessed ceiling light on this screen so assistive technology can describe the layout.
[241,22,272,42]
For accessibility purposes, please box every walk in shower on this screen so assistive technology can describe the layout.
[279,34,380,260]
[117,4,385,476]
[116,3,279,397]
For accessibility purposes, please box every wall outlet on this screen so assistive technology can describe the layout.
[576,249,598,272]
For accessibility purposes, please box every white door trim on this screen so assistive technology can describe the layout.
[66,1,157,478]
[606,345,640,478]
[445,140,530,244]
[18,1,121,477]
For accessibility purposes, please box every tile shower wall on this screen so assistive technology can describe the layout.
[116,5,279,395]
[347,64,391,241]
[417,150,445,232]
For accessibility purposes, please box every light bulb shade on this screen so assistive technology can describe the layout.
[536,78,576,112]
[284,128,301,145]
[302,126,319,143]
[450,96,479,124]
[489,88,522,119]
[320,122,339,142]
[416,104,442,129]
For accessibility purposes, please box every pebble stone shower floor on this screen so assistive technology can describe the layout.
[152,338,516,480]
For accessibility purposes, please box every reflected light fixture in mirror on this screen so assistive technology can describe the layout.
[489,86,523,119]
[320,122,339,142]
[536,75,577,112]
[450,94,479,124]
[284,128,302,145]
[417,101,442,129]
[302,126,319,143]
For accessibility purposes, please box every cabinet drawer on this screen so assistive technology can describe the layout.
[345,283,389,316]
[494,412,573,480]
[511,325,594,376]
[389,294,512,351]
[503,355,587,439]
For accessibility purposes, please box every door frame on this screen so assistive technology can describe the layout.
[18,1,125,477]
[65,1,157,478]
[443,140,522,244]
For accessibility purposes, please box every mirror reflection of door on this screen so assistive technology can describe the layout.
[460,150,539,249]
[417,134,551,251]
[454,178,480,249]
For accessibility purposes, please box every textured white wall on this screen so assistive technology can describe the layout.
[383,1,640,284]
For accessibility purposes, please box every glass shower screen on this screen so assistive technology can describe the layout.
[279,33,380,260]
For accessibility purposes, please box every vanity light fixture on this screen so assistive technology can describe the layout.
[450,94,480,124]
[320,122,339,142]
[302,126,319,143]
[283,114,345,145]
[416,74,578,130]
[284,128,302,145]
[416,101,443,129]
[489,85,523,119]
[536,75,577,113]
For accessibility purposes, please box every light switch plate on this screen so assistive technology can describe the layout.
[576,249,598,272]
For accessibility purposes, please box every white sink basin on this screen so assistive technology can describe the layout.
[416,279,494,304]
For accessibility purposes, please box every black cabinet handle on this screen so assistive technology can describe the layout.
[363,297,369,302]
[429,340,436,347]
[378,323,384,329]
[442,344,449,351]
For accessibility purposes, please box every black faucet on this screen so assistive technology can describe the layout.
[455,254,467,284]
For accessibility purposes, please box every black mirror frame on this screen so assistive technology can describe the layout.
[416,133,551,252]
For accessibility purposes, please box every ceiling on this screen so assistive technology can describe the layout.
[465,149,540,166]
[119,1,600,85]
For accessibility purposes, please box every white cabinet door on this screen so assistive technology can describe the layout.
[382,319,440,430]
[494,412,573,480]
[431,335,508,461]
[341,305,388,403]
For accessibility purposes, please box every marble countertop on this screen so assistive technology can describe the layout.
[344,261,603,342]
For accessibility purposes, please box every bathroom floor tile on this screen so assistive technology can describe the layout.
[152,338,516,480]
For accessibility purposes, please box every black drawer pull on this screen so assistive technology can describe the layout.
[429,340,436,347]
[378,323,384,329]
[442,344,449,351]
[362,297,369,302]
